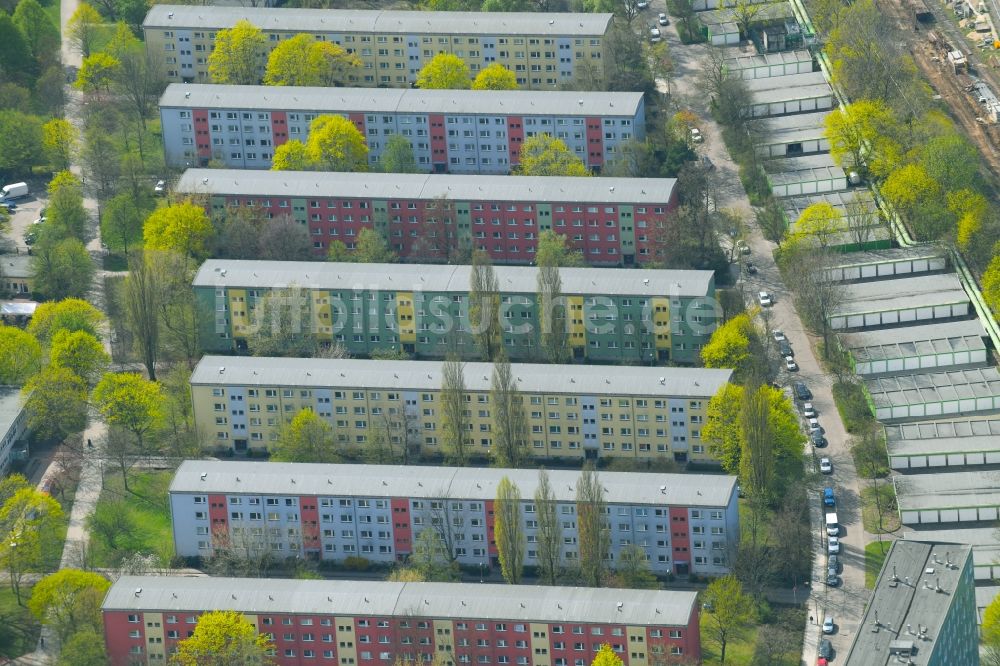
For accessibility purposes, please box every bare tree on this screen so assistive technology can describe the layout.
[441,356,469,466]
[490,356,529,468]
[468,250,502,361]
[783,248,846,358]
[537,264,569,363]
[534,469,562,585]
[845,194,877,248]
[124,252,160,380]
[576,464,610,587]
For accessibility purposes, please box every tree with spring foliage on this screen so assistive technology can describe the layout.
[490,355,529,467]
[67,3,101,58]
[517,134,590,177]
[702,575,755,665]
[472,63,518,90]
[469,250,502,361]
[264,33,360,86]
[494,476,524,584]
[272,409,339,463]
[576,464,609,586]
[28,569,110,644]
[416,53,471,89]
[534,469,562,585]
[92,373,164,488]
[49,329,109,386]
[0,326,41,385]
[173,610,275,666]
[208,20,266,85]
[441,356,469,466]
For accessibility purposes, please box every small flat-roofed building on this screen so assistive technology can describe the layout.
[843,540,977,666]
[829,273,970,331]
[895,470,1000,524]
[168,460,739,576]
[175,169,677,265]
[782,188,878,228]
[885,414,1000,469]
[143,5,613,89]
[0,255,31,296]
[190,355,731,463]
[748,81,835,118]
[822,248,948,282]
[904,527,1000,581]
[767,154,847,197]
[103,576,702,666]
[757,111,830,157]
[192,259,718,363]
[864,366,1000,421]
[159,85,645,172]
[0,388,28,476]
[844,320,987,376]
[724,49,815,79]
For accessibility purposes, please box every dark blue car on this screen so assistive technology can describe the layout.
[823,487,835,507]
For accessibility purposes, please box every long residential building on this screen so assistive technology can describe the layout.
[191,356,732,463]
[193,260,718,364]
[103,576,701,666]
[159,85,644,172]
[168,460,739,576]
[143,6,614,89]
[176,169,677,265]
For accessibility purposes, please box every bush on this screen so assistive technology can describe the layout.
[344,556,370,571]
[832,380,875,433]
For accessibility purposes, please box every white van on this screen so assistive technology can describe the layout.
[825,512,839,536]
[0,182,29,200]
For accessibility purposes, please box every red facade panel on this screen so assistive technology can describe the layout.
[392,498,412,558]
[209,494,228,545]
[349,113,367,137]
[507,116,524,166]
[104,612,143,666]
[301,495,321,553]
[429,114,447,169]
[193,109,211,160]
[668,507,690,575]
[585,117,604,168]
[271,111,289,148]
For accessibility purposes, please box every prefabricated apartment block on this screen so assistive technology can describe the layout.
[745,72,836,118]
[887,415,1000,470]
[896,470,1000,525]
[175,169,677,265]
[864,367,1000,422]
[168,460,739,576]
[143,5,613,89]
[190,356,732,462]
[103,576,701,666]
[193,260,718,363]
[828,273,971,331]
[843,320,987,376]
[159,85,644,172]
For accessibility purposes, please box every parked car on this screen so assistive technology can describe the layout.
[690,127,703,143]
[828,554,839,571]
[822,616,835,634]
[823,487,835,507]
[810,431,828,448]
[827,536,840,554]
[820,457,833,474]
[826,572,840,587]
[794,381,811,401]
[778,340,792,357]
[772,329,786,342]
[744,261,757,275]
[649,26,661,42]
[658,12,669,24]
[758,291,773,307]
[701,155,715,171]
[802,402,816,418]
[0,182,29,201]
[785,356,798,372]
[637,0,649,7]
[154,179,167,196]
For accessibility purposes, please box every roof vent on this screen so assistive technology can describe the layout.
[168,11,174,18]
[134,587,142,596]
[659,485,666,494]
[658,377,665,384]
[382,480,388,486]
[218,366,225,374]
[643,278,649,285]
[520,603,525,608]
[269,595,274,601]
[200,473,207,481]
[235,477,240,482]
[616,602,623,611]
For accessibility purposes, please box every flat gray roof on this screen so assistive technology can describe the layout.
[903,528,1000,568]
[0,255,30,279]
[192,260,715,297]
[752,83,834,105]
[160,84,644,118]
[781,189,876,219]
[843,540,972,665]
[850,334,985,364]
[844,320,985,350]
[176,169,676,205]
[865,367,1000,410]
[169,460,738,508]
[105,576,697,627]
[834,274,968,316]
[886,415,1000,458]
[144,5,613,37]
[745,71,827,92]
[828,247,947,271]
[725,49,814,70]
[895,470,1000,511]
[191,356,732,398]
[0,388,24,438]
[764,111,829,142]
[700,2,793,25]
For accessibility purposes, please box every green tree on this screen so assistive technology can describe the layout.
[702,575,755,665]
[490,356,529,467]
[949,189,990,255]
[30,237,95,301]
[92,373,164,477]
[57,631,107,666]
[380,134,418,173]
[416,53,471,89]
[983,249,1000,316]
[354,227,396,263]
[534,468,561,585]
[13,0,59,68]
[28,569,110,644]
[739,384,775,501]
[918,131,980,194]
[0,110,44,177]
[246,287,319,357]
[49,329,109,386]
[143,202,214,260]
[469,250,502,361]
[272,409,338,463]
[67,3,102,57]
[576,465,609,587]
[591,644,623,666]
[983,591,1000,666]
[208,20,266,85]
[409,528,459,582]
[264,34,360,86]
[517,134,590,177]
[42,119,77,172]
[441,356,469,466]
[0,326,41,385]
[272,140,311,171]
[0,13,32,81]
[173,610,275,666]
[305,115,369,172]
[75,52,121,95]
[46,170,88,240]
[101,191,149,255]
[27,298,102,342]
[537,264,569,364]
[788,202,842,250]
[472,63,518,90]
[825,101,894,176]
[535,230,584,268]
[0,486,63,603]
[106,23,166,130]
[494,476,524,584]
[616,544,658,589]
[700,313,767,384]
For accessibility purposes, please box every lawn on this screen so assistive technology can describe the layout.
[861,483,900,535]
[89,469,175,568]
[0,584,40,661]
[865,541,893,589]
[700,607,804,665]
[831,380,875,434]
